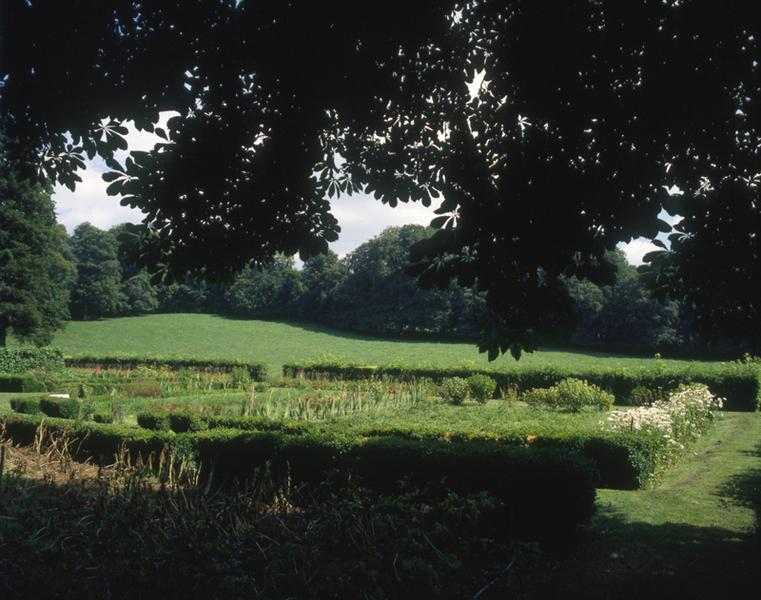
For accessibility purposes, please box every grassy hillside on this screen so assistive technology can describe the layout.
[11,313,725,375]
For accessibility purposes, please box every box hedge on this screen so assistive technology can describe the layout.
[0,347,64,373]
[132,410,664,489]
[39,397,82,419]
[65,354,267,380]
[1,415,597,539]
[190,428,597,539]
[283,360,761,411]
[0,374,45,393]
[9,396,44,415]
[2,415,172,461]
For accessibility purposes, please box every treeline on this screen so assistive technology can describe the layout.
[62,222,702,352]
[66,223,485,337]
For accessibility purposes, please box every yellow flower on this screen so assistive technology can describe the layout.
[526,435,537,443]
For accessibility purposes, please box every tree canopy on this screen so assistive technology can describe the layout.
[0,168,75,346]
[2,1,760,357]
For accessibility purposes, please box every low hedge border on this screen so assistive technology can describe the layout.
[0,374,45,393]
[137,412,659,489]
[0,347,64,373]
[65,354,267,380]
[1,415,597,540]
[282,361,761,411]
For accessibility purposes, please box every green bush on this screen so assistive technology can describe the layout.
[0,347,64,373]
[206,415,312,434]
[628,385,668,406]
[137,412,171,431]
[1,415,597,539]
[168,412,208,433]
[92,413,114,424]
[9,396,43,414]
[283,360,761,411]
[230,366,252,389]
[440,377,469,405]
[39,396,82,419]
[524,378,614,411]
[0,374,44,393]
[466,374,497,403]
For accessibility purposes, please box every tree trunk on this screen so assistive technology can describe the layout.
[0,325,7,348]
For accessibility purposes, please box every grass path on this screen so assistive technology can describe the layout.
[530,412,761,598]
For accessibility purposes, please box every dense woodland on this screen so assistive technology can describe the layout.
[53,219,696,354]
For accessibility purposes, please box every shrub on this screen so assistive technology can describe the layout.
[206,415,312,434]
[92,413,114,424]
[230,366,252,389]
[168,412,208,433]
[39,396,82,419]
[0,347,64,373]
[466,374,497,403]
[0,374,44,393]
[524,378,614,412]
[607,383,724,447]
[440,377,469,405]
[628,385,668,406]
[9,396,43,414]
[137,412,171,431]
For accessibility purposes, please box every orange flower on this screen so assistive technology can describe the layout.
[526,435,537,443]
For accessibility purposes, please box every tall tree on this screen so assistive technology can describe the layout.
[0,168,76,346]
[226,255,304,318]
[4,1,761,356]
[68,223,122,320]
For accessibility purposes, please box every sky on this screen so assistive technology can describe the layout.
[52,124,664,264]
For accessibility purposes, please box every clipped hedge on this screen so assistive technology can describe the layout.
[191,428,597,539]
[137,410,655,489]
[2,415,597,539]
[39,396,82,419]
[2,415,173,461]
[283,360,761,411]
[0,347,64,373]
[65,354,267,380]
[137,412,171,431]
[352,423,665,490]
[0,374,45,393]
[9,395,44,415]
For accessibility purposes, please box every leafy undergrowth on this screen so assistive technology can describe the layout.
[0,434,538,600]
[512,412,761,599]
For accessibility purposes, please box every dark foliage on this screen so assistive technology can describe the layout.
[3,1,760,356]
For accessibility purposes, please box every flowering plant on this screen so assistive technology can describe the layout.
[606,384,724,448]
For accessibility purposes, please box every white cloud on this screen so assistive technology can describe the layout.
[54,162,145,232]
[618,237,661,266]
[329,192,441,255]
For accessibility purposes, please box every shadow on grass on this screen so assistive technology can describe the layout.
[215,314,684,362]
[528,515,761,600]
[720,439,761,535]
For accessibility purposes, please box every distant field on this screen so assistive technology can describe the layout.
[12,313,725,375]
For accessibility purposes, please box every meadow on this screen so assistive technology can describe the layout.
[11,313,722,374]
[1,319,759,598]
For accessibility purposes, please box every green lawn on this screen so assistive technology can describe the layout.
[11,313,725,376]
[530,411,761,598]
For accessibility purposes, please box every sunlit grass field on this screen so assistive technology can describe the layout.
[11,313,725,375]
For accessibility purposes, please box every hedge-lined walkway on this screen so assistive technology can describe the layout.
[528,412,761,599]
